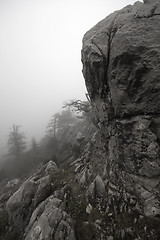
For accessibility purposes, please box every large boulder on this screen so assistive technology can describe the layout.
[82,0,160,218]
[4,160,77,240]
[6,161,58,228]
[82,0,160,120]
[24,196,75,240]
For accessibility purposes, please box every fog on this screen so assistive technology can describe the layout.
[0,0,142,157]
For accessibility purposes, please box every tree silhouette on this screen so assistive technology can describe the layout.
[57,108,75,130]
[8,124,26,158]
[63,99,92,120]
[46,113,60,138]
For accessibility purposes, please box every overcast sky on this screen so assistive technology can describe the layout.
[0,0,142,156]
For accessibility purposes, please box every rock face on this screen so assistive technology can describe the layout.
[24,196,75,240]
[6,161,57,228]
[6,161,76,240]
[82,0,160,219]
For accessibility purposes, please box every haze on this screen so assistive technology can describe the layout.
[0,0,142,156]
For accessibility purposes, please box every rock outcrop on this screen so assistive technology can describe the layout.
[24,196,75,240]
[81,0,160,238]
[5,161,76,240]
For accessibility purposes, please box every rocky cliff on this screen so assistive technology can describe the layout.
[82,0,160,216]
[81,0,160,237]
[1,1,160,239]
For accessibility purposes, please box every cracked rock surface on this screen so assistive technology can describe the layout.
[82,0,160,219]
[24,196,75,240]
[6,161,76,240]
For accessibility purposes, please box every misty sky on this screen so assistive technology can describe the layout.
[0,0,142,155]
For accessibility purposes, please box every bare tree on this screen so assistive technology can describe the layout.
[8,124,26,158]
[63,99,92,119]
